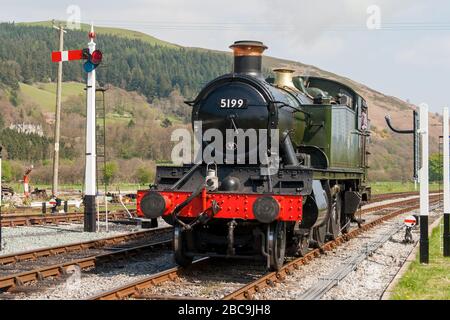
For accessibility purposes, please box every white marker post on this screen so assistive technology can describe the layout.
[0,146,3,251]
[419,103,429,264]
[443,107,450,256]
[84,25,97,232]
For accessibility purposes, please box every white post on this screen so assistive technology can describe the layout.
[0,146,3,251]
[419,103,429,263]
[105,193,108,232]
[0,148,2,208]
[444,108,449,214]
[443,107,450,256]
[84,24,97,232]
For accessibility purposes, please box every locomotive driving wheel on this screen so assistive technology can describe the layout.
[268,221,286,271]
[174,225,193,267]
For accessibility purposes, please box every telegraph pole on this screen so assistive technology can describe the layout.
[443,107,450,257]
[84,24,97,232]
[52,22,67,197]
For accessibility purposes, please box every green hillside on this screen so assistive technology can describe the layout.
[19,82,85,112]
[0,22,231,101]
[21,21,179,48]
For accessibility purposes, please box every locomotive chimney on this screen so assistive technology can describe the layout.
[230,40,267,77]
[273,68,296,89]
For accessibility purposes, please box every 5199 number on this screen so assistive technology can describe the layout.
[219,98,248,109]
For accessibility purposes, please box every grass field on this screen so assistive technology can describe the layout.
[19,82,85,112]
[390,223,450,300]
[370,181,442,195]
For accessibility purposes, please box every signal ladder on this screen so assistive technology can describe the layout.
[95,87,108,230]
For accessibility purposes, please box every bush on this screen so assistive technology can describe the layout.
[429,153,442,182]
[1,160,13,182]
[103,161,118,185]
[135,166,153,185]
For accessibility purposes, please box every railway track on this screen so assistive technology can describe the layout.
[369,190,439,203]
[0,211,135,227]
[0,226,171,266]
[0,227,172,291]
[88,194,440,300]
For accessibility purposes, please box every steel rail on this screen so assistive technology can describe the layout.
[88,257,210,300]
[1,212,128,227]
[360,194,440,215]
[299,224,404,300]
[370,191,439,203]
[0,226,172,265]
[0,239,172,291]
[0,211,134,227]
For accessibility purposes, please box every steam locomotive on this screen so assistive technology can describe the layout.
[137,41,371,270]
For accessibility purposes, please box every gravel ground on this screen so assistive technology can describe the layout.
[0,218,170,255]
[141,259,266,300]
[3,251,176,300]
[0,229,172,279]
[254,205,442,300]
[321,205,442,300]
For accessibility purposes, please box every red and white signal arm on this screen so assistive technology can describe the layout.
[51,49,84,62]
[404,215,417,227]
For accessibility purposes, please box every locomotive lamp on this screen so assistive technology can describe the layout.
[205,164,218,191]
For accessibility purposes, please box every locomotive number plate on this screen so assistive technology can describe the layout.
[219,98,248,109]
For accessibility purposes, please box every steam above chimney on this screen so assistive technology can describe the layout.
[273,68,296,89]
[229,40,268,77]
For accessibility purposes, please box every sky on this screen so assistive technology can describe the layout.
[1,0,450,113]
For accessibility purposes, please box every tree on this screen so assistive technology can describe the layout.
[103,161,118,186]
[135,166,153,185]
[429,153,442,182]
[127,119,135,128]
[1,160,13,182]
[161,117,172,128]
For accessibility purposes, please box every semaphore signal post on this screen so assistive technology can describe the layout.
[51,23,102,232]
[443,107,450,257]
[84,25,98,232]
